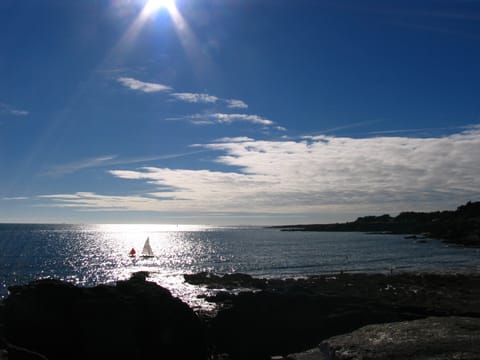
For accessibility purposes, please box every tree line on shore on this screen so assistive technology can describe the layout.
[275,201,480,247]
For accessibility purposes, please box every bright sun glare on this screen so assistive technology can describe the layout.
[144,0,175,14]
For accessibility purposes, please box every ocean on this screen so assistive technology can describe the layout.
[1,223,479,310]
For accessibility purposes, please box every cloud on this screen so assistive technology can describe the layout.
[203,130,480,209]
[40,128,480,217]
[45,151,210,176]
[114,77,273,130]
[117,77,171,93]
[225,99,248,109]
[46,155,118,176]
[213,137,254,143]
[178,113,274,126]
[367,125,472,136]
[9,109,29,116]
[171,93,251,109]
[171,92,219,103]
[38,192,162,211]
[211,113,273,125]
[0,103,29,116]
[115,77,252,112]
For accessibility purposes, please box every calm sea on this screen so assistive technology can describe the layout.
[1,223,479,309]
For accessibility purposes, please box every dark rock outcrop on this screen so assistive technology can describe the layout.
[320,316,480,360]
[210,291,420,360]
[2,272,207,360]
[3,272,480,360]
[184,272,267,290]
[206,273,480,360]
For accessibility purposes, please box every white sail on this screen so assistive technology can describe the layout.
[141,237,154,257]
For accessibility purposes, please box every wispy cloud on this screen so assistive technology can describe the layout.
[38,192,162,211]
[114,77,274,130]
[116,76,251,110]
[367,125,474,136]
[117,77,171,93]
[9,109,29,116]
[0,103,29,116]
[40,128,480,216]
[46,155,118,176]
[46,151,209,176]
[318,120,382,134]
[225,99,248,109]
[170,92,219,103]
[213,137,254,143]
[176,113,274,126]
[210,113,273,125]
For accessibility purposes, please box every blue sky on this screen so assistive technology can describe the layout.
[1,0,479,224]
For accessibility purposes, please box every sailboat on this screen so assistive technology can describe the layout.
[141,237,154,258]
[128,248,136,257]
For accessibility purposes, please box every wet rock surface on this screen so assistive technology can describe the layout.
[320,316,480,360]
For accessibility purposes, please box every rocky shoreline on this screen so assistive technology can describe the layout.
[273,201,480,248]
[1,271,480,359]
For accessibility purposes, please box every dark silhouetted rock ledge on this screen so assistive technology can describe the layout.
[273,201,480,247]
[184,272,267,290]
[0,272,207,360]
[3,272,480,360]
[187,272,480,359]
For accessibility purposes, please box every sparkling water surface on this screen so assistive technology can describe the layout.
[1,224,479,310]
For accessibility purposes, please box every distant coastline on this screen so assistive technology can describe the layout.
[273,201,480,248]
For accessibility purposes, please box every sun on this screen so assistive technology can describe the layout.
[143,0,175,14]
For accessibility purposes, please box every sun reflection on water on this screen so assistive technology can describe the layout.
[75,224,219,310]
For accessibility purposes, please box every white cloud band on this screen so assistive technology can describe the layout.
[40,128,480,217]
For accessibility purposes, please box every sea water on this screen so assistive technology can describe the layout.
[0,223,479,310]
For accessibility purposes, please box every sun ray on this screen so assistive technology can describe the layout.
[167,4,214,78]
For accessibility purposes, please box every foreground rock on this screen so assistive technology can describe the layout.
[320,316,480,359]
[211,291,418,359]
[3,272,480,359]
[196,272,480,359]
[1,272,207,360]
